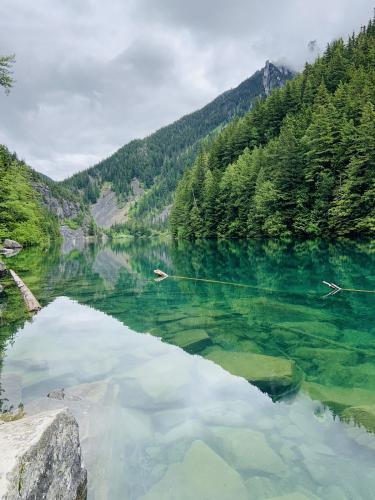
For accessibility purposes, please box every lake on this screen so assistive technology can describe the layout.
[1,238,375,499]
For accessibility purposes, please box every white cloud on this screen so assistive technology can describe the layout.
[0,0,373,179]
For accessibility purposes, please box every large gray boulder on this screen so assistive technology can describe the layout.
[0,248,21,258]
[2,240,22,249]
[0,408,87,500]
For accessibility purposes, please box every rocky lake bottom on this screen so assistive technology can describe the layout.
[1,239,375,499]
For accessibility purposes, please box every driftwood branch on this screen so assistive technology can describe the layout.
[9,269,41,312]
[154,269,169,278]
[322,281,342,297]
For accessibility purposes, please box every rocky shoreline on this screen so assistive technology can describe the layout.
[0,409,87,500]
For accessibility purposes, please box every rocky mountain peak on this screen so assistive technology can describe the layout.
[262,60,294,96]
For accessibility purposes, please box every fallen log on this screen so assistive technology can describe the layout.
[322,280,375,296]
[154,269,169,278]
[9,269,41,312]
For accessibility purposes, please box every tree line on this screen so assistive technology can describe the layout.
[170,16,375,239]
[0,145,60,246]
[61,63,292,224]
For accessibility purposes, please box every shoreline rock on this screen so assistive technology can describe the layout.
[2,239,22,250]
[0,408,87,500]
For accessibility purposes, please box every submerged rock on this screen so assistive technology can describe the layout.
[342,404,375,434]
[319,485,349,500]
[0,374,22,411]
[2,239,22,249]
[169,329,211,352]
[302,382,375,414]
[47,388,66,400]
[0,408,87,500]
[64,380,111,403]
[156,312,188,324]
[211,426,286,475]
[245,476,280,499]
[0,248,21,258]
[278,321,339,339]
[175,316,216,330]
[268,493,316,500]
[206,350,299,397]
[345,424,375,452]
[141,440,247,500]
[292,347,358,366]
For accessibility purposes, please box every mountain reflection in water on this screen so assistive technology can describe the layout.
[1,239,375,499]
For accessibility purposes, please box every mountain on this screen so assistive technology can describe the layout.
[171,15,375,239]
[0,145,60,246]
[61,61,294,229]
[0,145,86,247]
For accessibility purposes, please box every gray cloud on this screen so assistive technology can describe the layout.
[0,0,373,179]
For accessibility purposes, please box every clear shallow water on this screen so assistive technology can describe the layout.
[1,239,375,499]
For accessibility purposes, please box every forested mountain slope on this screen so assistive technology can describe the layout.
[0,145,85,246]
[171,16,375,239]
[61,62,294,227]
[0,56,88,247]
[0,145,60,246]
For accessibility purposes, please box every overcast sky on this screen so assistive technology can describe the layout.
[0,0,373,180]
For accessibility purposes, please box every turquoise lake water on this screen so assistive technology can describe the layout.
[1,239,375,499]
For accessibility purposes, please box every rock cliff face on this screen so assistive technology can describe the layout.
[91,179,145,229]
[0,409,87,500]
[262,60,294,96]
[60,226,87,254]
[33,182,81,220]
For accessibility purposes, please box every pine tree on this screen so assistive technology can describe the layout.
[329,102,375,234]
[171,14,375,239]
[202,169,218,238]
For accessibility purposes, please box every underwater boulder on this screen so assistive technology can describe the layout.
[168,329,211,353]
[141,440,248,500]
[277,321,339,340]
[342,404,375,434]
[302,382,375,414]
[206,351,300,398]
[211,426,286,475]
[292,347,358,366]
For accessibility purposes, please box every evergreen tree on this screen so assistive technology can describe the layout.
[0,54,15,94]
[171,13,375,240]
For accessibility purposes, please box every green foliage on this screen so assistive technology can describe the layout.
[0,54,15,94]
[63,212,85,231]
[171,15,375,239]
[61,64,293,225]
[0,145,60,246]
[108,221,153,239]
